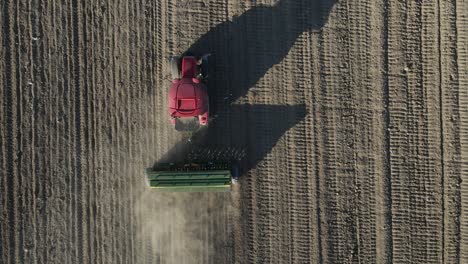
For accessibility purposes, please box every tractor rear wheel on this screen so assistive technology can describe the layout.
[170,56,180,80]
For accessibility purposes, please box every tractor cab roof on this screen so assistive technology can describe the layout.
[168,78,207,117]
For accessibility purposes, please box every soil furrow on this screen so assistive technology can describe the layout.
[51,3,67,262]
[133,0,148,262]
[64,1,75,261]
[71,0,86,262]
[43,2,57,262]
[0,0,6,260]
[14,1,33,263]
[120,0,132,262]
[111,1,122,262]
[80,1,95,263]
[125,1,136,262]
[106,1,117,261]
[88,2,100,263]
[30,0,47,262]
[125,0,140,261]
[93,0,106,261]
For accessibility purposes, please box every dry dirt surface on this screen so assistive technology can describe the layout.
[1,0,467,263]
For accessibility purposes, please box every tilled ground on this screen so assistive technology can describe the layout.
[1,0,467,263]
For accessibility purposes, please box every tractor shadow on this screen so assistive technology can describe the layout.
[155,0,336,174]
[157,104,306,169]
[184,0,336,110]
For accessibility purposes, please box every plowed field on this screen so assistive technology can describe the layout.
[1,0,467,263]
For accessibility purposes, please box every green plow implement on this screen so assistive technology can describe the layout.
[145,162,238,192]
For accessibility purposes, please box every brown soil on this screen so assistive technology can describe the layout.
[1,0,467,263]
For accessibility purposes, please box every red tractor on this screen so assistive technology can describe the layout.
[168,55,210,131]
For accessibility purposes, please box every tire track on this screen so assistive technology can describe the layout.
[243,167,259,264]
[271,49,291,264]
[439,0,461,262]
[10,2,27,264]
[404,3,439,262]
[284,114,313,263]
[249,10,280,260]
[386,1,412,262]
[320,1,359,262]
[319,5,340,263]
[381,0,394,262]
[408,1,443,262]
[309,26,325,264]
[14,3,26,263]
[279,4,300,262]
[241,3,278,263]
[385,0,409,262]
[456,0,468,262]
[8,1,25,262]
[283,12,314,262]
[2,0,20,262]
[252,100,278,261]
[388,1,445,262]
[347,0,384,262]
[421,1,446,262]
[151,0,165,170]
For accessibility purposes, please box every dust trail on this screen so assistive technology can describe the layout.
[134,187,240,263]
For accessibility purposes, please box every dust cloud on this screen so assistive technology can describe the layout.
[134,187,240,263]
